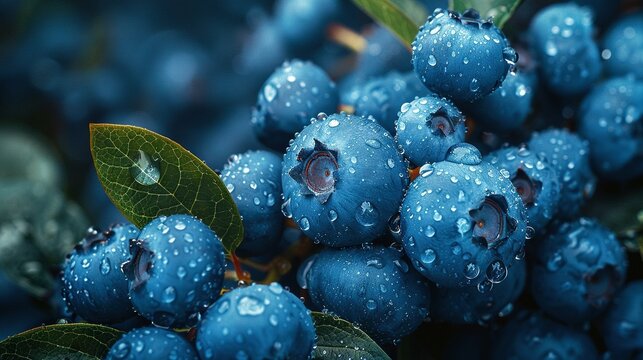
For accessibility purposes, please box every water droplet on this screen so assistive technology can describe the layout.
[469,78,480,92]
[433,211,442,221]
[174,221,186,231]
[269,314,279,326]
[328,119,340,128]
[366,256,385,269]
[328,210,338,222]
[365,139,382,148]
[130,150,161,186]
[237,296,265,316]
[263,83,277,102]
[366,299,377,310]
[428,55,437,66]
[298,217,310,231]
[477,279,494,293]
[355,201,379,227]
[486,260,507,283]
[419,164,435,177]
[100,257,111,275]
[464,262,480,279]
[177,266,187,279]
[394,259,409,273]
[424,225,436,238]
[450,242,462,255]
[281,198,292,218]
[429,25,441,34]
[421,248,436,264]
[112,342,131,359]
[162,286,176,303]
[445,143,482,165]
[547,251,565,271]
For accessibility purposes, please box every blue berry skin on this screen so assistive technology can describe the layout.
[252,60,339,151]
[602,11,643,79]
[528,3,602,97]
[400,143,528,288]
[282,113,409,247]
[221,150,283,257]
[578,76,643,180]
[431,259,526,324]
[61,223,139,324]
[196,283,315,360]
[491,311,599,360]
[528,128,596,219]
[485,145,560,231]
[123,214,226,329]
[353,26,413,79]
[348,72,427,134]
[412,8,514,103]
[530,218,628,325]
[600,281,643,359]
[395,94,466,166]
[275,0,340,50]
[105,326,198,360]
[301,246,430,344]
[463,71,536,133]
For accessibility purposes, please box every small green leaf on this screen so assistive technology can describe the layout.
[450,0,523,28]
[351,0,427,46]
[90,124,243,253]
[312,312,390,360]
[0,323,123,359]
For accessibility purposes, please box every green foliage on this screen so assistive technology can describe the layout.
[312,312,391,360]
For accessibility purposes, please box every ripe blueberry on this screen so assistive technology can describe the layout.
[275,0,340,50]
[105,326,198,360]
[530,218,627,325]
[282,113,409,247]
[395,94,466,166]
[123,214,225,328]
[196,283,315,359]
[601,11,643,79]
[301,245,430,343]
[412,8,515,103]
[221,150,284,256]
[600,281,643,359]
[62,223,138,324]
[252,60,339,151]
[400,143,527,288]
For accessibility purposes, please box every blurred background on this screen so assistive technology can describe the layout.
[0,0,640,348]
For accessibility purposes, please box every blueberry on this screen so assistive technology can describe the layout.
[491,311,599,360]
[105,326,198,360]
[530,218,628,325]
[352,26,413,79]
[431,259,525,324]
[347,72,427,134]
[600,281,643,359]
[196,283,315,359]
[485,145,560,231]
[123,214,226,328]
[252,60,339,151]
[529,3,601,96]
[463,71,536,133]
[602,11,643,79]
[302,245,430,343]
[275,0,340,50]
[400,143,527,288]
[282,113,409,246]
[412,8,514,103]
[395,94,466,166]
[578,76,643,180]
[528,128,596,219]
[221,150,283,256]
[62,223,138,324]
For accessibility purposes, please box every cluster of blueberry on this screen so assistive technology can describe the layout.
[2,0,641,359]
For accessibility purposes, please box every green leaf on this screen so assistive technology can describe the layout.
[0,323,123,359]
[312,312,390,360]
[89,124,243,253]
[450,0,524,28]
[351,0,427,46]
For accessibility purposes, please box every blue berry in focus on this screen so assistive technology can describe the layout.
[528,128,596,219]
[302,246,430,343]
[282,113,409,247]
[529,3,601,97]
[412,8,515,103]
[347,71,427,134]
[601,10,643,79]
[578,76,643,180]
[400,143,527,288]
[600,281,643,359]
[62,223,138,324]
[105,326,198,360]
[252,60,339,151]
[485,145,560,231]
[123,214,225,328]
[463,71,535,133]
[196,283,315,360]
[491,311,599,360]
[395,94,466,166]
[431,259,526,324]
[530,218,627,325]
[221,150,283,256]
